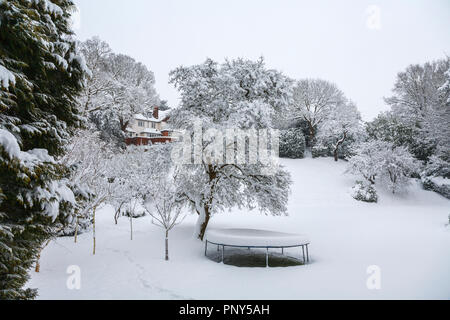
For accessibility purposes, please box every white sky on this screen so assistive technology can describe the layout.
[72,0,450,121]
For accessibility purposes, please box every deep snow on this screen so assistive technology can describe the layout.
[28,158,450,299]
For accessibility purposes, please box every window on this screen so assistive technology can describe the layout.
[138,121,145,127]
[151,122,156,129]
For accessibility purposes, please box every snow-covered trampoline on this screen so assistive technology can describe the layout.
[205,229,310,267]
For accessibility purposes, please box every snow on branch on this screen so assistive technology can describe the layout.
[0,64,16,89]
[24,0,63,16]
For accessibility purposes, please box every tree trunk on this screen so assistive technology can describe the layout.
[120,118,130,132]
[197,165,218,240]
[308,122,315,145]
[165,230,169,261]
[93,207,96,255]
[114,204,122,225]
[74,216,79,243]
[334,132,347,162]
[197,206,211,241]
[130,215,133,241]
[35,252,41,273]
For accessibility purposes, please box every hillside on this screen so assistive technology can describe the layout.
[28,157,450,299]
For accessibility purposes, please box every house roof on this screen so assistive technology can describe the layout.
[134,110,170,123]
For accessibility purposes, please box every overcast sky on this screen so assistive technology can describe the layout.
[72,0,450,120]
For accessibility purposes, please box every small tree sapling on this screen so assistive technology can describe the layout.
[144,177,185,261]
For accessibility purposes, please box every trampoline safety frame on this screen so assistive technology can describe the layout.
[204,240,310,267]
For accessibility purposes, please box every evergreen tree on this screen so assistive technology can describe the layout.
[0,0,86,299]
[279,127,306,159]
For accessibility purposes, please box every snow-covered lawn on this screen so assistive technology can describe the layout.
[28,158,450,299]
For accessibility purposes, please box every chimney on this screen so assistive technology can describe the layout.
[153,106,159,119]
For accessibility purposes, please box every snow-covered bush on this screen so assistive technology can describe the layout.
[347,140,419,194]
[312,138,357,160]
[346,141,383,185]
[351,181,378,203]
[311,143,330,158]
[279,128,305,159]
[381,145,420,194]
[423,153,450,179]
[421,152,450,199]
[422,177,450,200]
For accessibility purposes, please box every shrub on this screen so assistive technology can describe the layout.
[351,181,378,203]
[279,128,306,159]
[422,177,450,200]
[311,143,329,158]
[347,140,419,194]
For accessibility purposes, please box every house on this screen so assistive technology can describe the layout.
[125,107,175,145]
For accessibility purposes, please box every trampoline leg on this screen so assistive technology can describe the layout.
[306,245,309,263]
[222,245,225,264]
[302,246,306,264]
[282,248,284,255]
[266,248,269,268]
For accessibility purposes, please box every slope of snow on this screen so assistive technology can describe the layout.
[27,157,450,299]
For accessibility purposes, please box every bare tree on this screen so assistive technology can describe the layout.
[60,129,114,253]
[291,79,346,143]
[316,101,363,161]
[108,145,172,240]
[144,177,185,261]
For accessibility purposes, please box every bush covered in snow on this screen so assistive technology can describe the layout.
[423,154,450,179]
[279,127,305,159]
[351,181,378,203]
[421,153,450,199]
[422,177,450,200]
[382,145,420,194]
[347,140,420,194]
[312,139,355,160]
[311,143,330,158]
